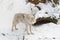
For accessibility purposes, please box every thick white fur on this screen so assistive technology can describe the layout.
[12,13,36,34]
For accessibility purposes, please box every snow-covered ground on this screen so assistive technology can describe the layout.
[0,0,60,40]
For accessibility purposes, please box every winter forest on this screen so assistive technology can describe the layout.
[0,0,60,40]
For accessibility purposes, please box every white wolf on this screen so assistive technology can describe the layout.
[12,13,36,34]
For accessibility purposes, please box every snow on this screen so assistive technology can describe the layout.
[0,0,60,40]
[25,23,60,40]
[35,2,60,19]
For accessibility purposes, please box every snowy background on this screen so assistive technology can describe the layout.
[0,0,60,40]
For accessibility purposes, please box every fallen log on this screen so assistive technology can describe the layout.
[33,17,58,26]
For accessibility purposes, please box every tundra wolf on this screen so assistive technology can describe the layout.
[12,13,36,34]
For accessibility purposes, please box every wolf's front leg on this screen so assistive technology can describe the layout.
[30,25,34,34]
[25,24,30,35]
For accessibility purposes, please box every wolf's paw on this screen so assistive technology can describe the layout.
[27,33,30,35]
[31,32,34,35]
[16,28,18,30]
